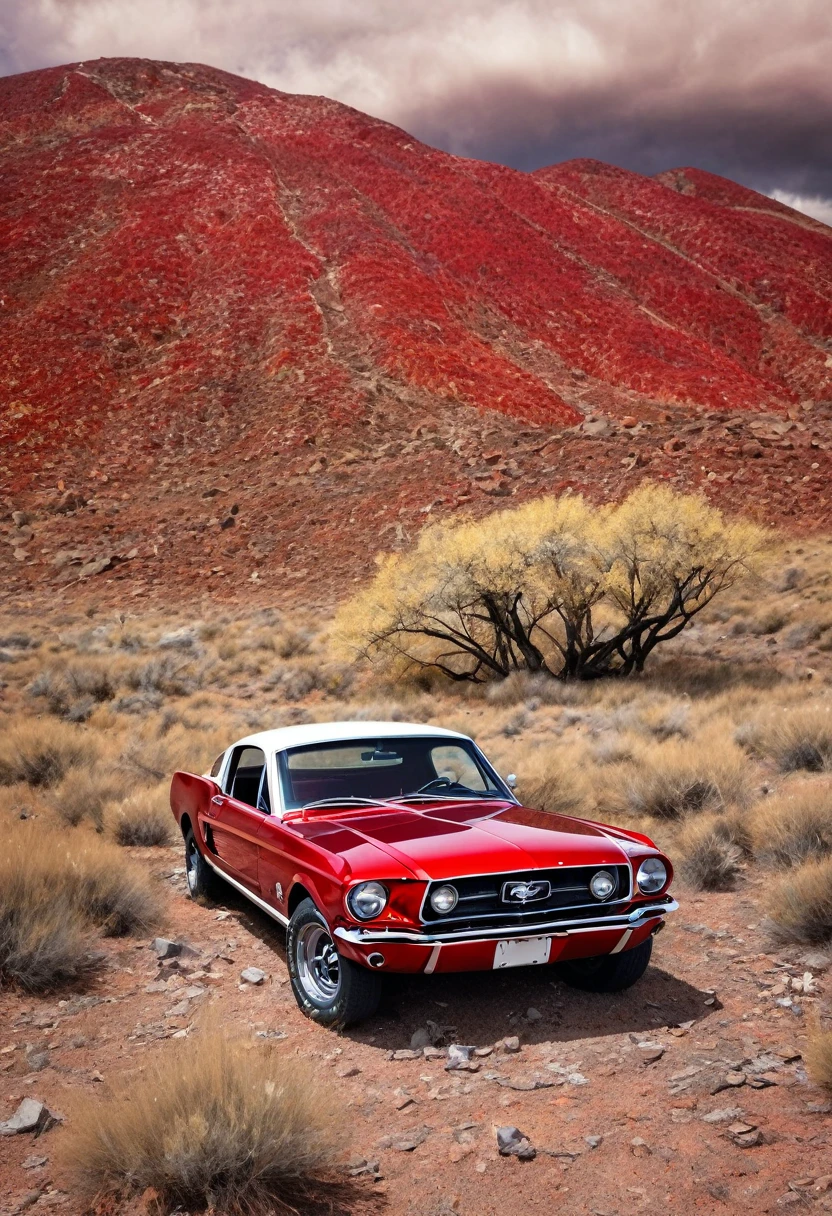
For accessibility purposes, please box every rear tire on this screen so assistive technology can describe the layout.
[184,827,219,900]
[287,898,382,1027]
[556,935,653,993]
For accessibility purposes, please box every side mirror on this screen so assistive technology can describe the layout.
[506,773,517,790]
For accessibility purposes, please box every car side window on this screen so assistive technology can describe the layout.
[225,746,267,809]
[209,751,225,778]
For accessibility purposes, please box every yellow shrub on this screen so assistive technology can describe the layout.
[766,857,832,944]
[749,783,832,867]
[0,718,96,788]
[61,1032,346,1213]
[0,822,162,990]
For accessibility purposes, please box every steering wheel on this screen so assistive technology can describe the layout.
[415,777,458,793]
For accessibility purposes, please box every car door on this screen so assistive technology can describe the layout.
[206,745,268,891]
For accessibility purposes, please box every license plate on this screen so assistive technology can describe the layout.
[493,936,551,969]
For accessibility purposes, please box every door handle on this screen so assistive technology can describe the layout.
[209,794,225,816]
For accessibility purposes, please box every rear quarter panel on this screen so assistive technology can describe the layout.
[170,771,220,848]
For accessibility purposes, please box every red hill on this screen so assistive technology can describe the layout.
[1,58,831,608]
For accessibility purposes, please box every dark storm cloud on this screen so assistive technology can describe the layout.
[2,0,831,219]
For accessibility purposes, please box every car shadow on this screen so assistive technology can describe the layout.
[361,963,714,1050]
[205,888,712,1050]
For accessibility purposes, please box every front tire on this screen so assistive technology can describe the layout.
[556,935,653,993]
[184,827,218,900]
[287,898,382,1027]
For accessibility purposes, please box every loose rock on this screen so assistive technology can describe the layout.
[496,1126,536,1160]
[0,1100,58,1137]
[445,1044,479,1072]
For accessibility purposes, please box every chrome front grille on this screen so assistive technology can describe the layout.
[421,864,632,931]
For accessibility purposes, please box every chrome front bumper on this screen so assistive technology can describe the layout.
[334,897,678,947]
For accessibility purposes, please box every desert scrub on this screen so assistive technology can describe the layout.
[29,660,120,718]
[510,743,593,817]
[110,784,174,847]
[0,718,96,787]
[749,784,832,867]
[0,824,162,990]
[676,814,749,890]
[51,768,129,830]
[61,1032,346,1214]
[740,705,832,773]
[766,857,832,944]
[806,1023,832,1090]
[611,735,751,821]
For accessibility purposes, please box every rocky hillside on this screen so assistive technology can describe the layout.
[2,58,831,608]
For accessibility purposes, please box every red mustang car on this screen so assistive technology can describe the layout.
[170,723,676,1026]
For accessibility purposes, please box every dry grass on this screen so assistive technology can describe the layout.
[51,768,129,830]
[29,660,120,718]
[805,1022,832,1090]
[676,813,748,890]
[749,784,832,867]
[0,823,162,990]
[609,735,752,821]
[766,856,832,944]
[61,1031,347,1214]
[509,743,593,817]
[118,721,228,786]
[740,705,832,773]
[0,718,96,787]
[110,784,174,847]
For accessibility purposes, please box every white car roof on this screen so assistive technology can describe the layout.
[233,721,472,754]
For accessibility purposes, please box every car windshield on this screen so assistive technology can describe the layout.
[278,736,508,810]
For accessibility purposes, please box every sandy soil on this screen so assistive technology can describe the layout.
[2,850,831,1216]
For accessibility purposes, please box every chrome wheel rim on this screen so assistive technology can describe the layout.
[296,923,341,1005]
[185,839,198,892]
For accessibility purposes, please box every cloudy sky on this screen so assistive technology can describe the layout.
[2,0,831,222]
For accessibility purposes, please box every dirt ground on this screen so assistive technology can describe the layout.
[2,849,831,1216]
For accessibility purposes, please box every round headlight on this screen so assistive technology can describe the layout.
[637,857,668,895]
[429,884,459,914]
[347,881,388,921]
[589,869,616,901]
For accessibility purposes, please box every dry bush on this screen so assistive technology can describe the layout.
[51,768,129,830]
[748,607,791,636]
[676,814,748,890]
[0,823,161,990]
[29,660,120,718]
[275,628,313,659]
[110,785,174,847]
[648,656,784,697]
[612,735,752,821]
[749,784,832,867]
[766,857,832,944]
[61,1032,346,1214]
[0,718,96,788]
[119,721,229,785]
[266,659,353,702]
[126,655,198,697]
[740,706,832,773]
[484,671,583,708]
[591,733,639,766]
[806,1023,832,1090]
[511,744,593,817]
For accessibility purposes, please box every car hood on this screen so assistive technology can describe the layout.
[291,799,637,881]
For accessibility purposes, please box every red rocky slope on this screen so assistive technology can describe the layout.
[1,58,831,608]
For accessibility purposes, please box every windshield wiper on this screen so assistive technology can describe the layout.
[396,789,506,801]
[298,797,385,811]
